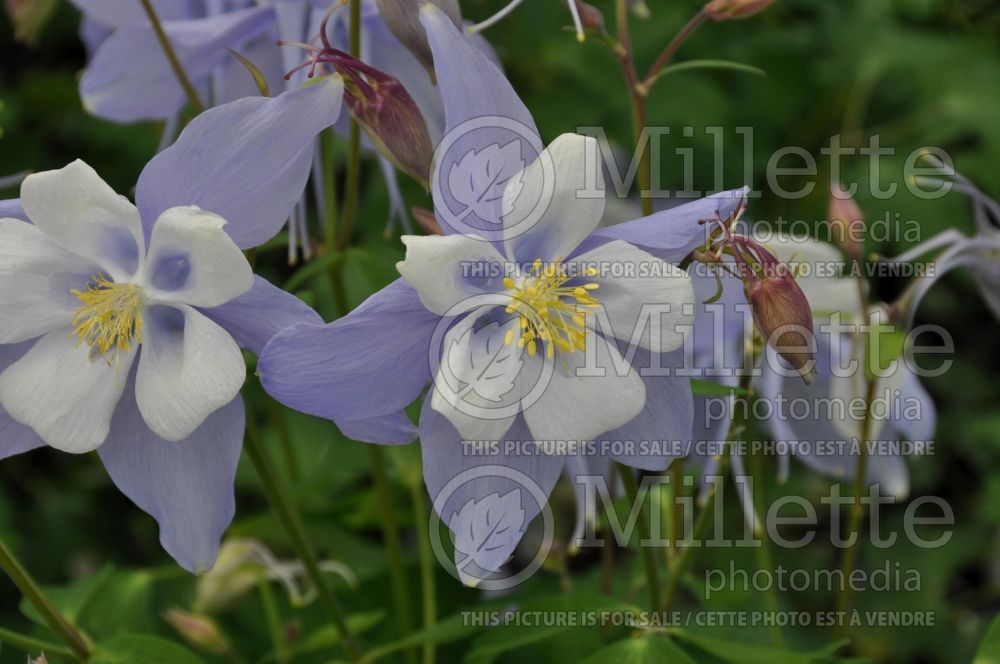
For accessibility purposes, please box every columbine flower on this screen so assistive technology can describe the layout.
[689,233,935,501]
[259,6,747,584]
[0,78,371,573]
[886,158,1000,325]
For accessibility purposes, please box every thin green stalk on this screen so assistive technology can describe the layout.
[662,364,755,612]
[139,0,205,113]
[368,447,417,664]
[0,536,91,660]
[617,464,662,612]
[747,446,784,647]
[612,0,653,217]
[338,0,363,251]
[641,8,708,90]
[409,482,437,664]
[322,129,339,250]
[258,574,289,664]
[836,378,876,618]
[244,420,361,661]
[0,625,78,661]
[267,399,300,483]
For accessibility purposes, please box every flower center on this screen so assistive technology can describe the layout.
[69,275,144,366]
[502,258,601,359]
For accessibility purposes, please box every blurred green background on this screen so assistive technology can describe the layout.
[2,1,1000,662]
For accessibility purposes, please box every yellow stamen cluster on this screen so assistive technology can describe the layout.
[502,258,600,359]
[69,275,144,366]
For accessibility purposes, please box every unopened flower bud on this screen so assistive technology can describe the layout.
[342,68,434,187]
[376,0,462,73]
[5,0,57,43]
[28,655,48,664]
[567,0,604,36]
[703,0,773,21]
[163,609,232,656]
[732,238,816,383]
[412,207,444,235]
[828,184,865,260]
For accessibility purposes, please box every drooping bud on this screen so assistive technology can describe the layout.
[4,0,57,43]
[412,207,444,235]
[163,609,232,656]
[828,184,865,260]
[733,237,817,384]
[703,0,773,21]
[283,42,434,187]
[375,0,462,73]
[565,0,604,40]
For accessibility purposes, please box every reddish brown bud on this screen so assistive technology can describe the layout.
[163,609,232,655]
[5,0,57,43]
[412,207,444,235]
[703,0,773,21]
[828,184,865,260]
[568,0,605,34]
[732,238,816,384]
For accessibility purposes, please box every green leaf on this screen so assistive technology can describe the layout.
[19,567,155,639]
[649,59,767,87]
[225,48,272,97]
[581,635,697,664]
[90,634,204,664]
[464,594,641,664]
[279,611,385,660]
[863,325,907,382]
[672,630,847,664]
[690,378,751,398]
[974,613,1000,664]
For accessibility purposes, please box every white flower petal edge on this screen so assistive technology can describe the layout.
[397,233,507,315]
[20,160,146,282]
[523,335,646,444]
[136,304,247,442]
[503,133,606,263]
[0,219,98,344]
[573,239,695,353]
[142,205,254,307]
[0,329,136,453]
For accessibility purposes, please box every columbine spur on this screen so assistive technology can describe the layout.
[0,77,396,572]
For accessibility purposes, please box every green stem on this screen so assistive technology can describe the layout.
[0,625,78,661]
[139,0,205,113]
[258,574,289,664]
[836,378,876,618]
[338,0,363,251]
[0,536,91,660]
[368,447,416,664]
[322,129,339,250]
[244,420,361,661]
[267,399,300,483]
[612,0,653,217]
[409,482,437,664]
[617,465,662,612]
[747,446,784,647]
[641,8,708,90]
[662,363,756,612]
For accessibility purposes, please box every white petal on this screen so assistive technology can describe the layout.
[20,160,145,281]
[503,133,605,263]
[135,305,246,441]
[0,328,134,453]
[0,219,98,343]
[396,234,507,315]
[523,334,645,443]
[430,314,529,441]
[142,206,253,307]
[573,240,695,353]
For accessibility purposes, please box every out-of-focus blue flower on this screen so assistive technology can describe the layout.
[259,7,746,584]
[0,78,386,573]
